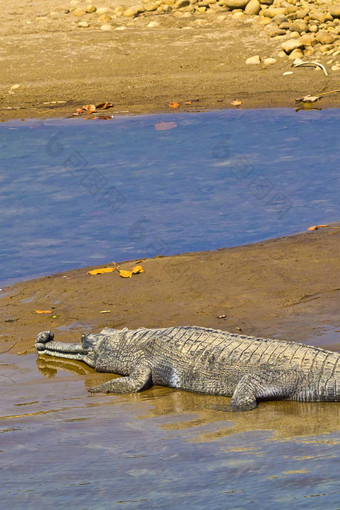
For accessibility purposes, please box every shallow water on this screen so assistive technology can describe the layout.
[1,353,339,509]
[1,108,339,286]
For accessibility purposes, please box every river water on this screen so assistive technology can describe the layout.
[0,108,339,286]
[0,109,339,508]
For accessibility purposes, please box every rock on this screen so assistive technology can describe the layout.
[308,25,319,33]
[329,6,340,19]
[278,22,289,30]
[260,0,274,5]
[78,21,89,27]
[281,38,303,53]
[147,21,160,27]
[72,8,86,17]
[265,23,286,36]
[263,7,287,19]
[144,3,158,11]
[246,55,261,64]
[97,7,111,14]
[316,31,336,45]
[273,14,288,25]
[309,11,330,23]
[123,5,143,16]
[263,57,277,66]
[294,9,308,20]
[304,47,315,56]
[331,64,340,70]
[100,24,112,31]
[86,5,97,13]
[289,19,307,33]
[175,0,190,7]
[224,0,249,9]
[288,48,303,60]
[98,14,112,22]
[299,34,316,46]
[282,71,293,75]
[245,0,260,15]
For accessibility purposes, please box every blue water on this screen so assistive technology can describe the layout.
[0,109,339,286]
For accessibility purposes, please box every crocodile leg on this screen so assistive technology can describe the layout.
[230,368,301,411]
[88,362,152,394]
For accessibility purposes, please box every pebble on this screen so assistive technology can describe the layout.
[72,8,86,17]
[86,5,97,13]
[96,7,111,15]
[244,0,260,15]
[98,14,112,23]
[78,21,89,27]
[281,38,303,54]
[282,71,293,75]
[147,21,160,27]
[329,6,340,19]
[331,64,340,70]
[144,3,159,11]
[124,6,143,17]
[246,55,261,64]
[263,57,277,66]
[316,32,336,45]
[100,24,112,31]
[288,49,303,60]
[262,7,286,19]
[224,0,249,8]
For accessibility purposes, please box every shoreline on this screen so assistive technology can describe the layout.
[2,224,339,355]
[1,1,340,121]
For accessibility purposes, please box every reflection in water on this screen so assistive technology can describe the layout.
[0,354,339,509]
[36,355,340,442]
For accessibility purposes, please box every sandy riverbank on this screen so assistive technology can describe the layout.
[1,224,339,355]
[1,0,340,121]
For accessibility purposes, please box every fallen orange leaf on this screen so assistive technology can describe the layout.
[184,100,192,105]
[87,267,116,275]
[119,270,133,278]
[230,99,242,106]
[96,102,113,110]
[83,104,96,113]
[131,265,144,274]
[307,224,328,231]
[35,310,52,314]
[169,102,180,108]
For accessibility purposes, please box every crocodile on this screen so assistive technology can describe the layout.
[35,326,340,411]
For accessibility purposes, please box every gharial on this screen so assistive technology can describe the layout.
[36,325,340,411]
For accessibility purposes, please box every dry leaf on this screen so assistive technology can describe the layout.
[307,224,328,231]
[169,102,180,108]
[96,102,113,110]
[295,95,320,104]
[184,100,192,105]
[87,267,116,275]
[119,270,133,278]
[131,265,144,274]
[83,104,97,113]
[35,310,52,314]
[230,99,242,106]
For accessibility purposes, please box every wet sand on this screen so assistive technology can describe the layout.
[2,224,339,354]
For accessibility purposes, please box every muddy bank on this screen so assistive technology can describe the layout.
[1,224,339,355]
[1,0,340,121]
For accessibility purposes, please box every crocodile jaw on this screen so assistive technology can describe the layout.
[35,331,96,367]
